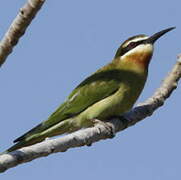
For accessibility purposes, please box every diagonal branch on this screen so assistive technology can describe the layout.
[0,55,180,173]
[0,0,45,67]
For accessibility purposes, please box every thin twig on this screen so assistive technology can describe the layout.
[0,0,45,67]
[0,56,180,173]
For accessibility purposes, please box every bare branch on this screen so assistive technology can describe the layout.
[0,0,45,67]
[0,56,180,173]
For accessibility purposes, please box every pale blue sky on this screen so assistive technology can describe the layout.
[0,0,181,179]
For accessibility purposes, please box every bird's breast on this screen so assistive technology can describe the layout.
[121,44,153,69]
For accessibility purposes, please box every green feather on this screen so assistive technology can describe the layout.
[6,50,149,152]
[13,68,121,143]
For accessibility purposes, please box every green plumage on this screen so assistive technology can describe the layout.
[6,56,148,153]
[4,27,175,153]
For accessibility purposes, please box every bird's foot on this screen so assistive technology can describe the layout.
[45,137,50,141]
[91,119,115,139]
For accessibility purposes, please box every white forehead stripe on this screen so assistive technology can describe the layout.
[121,44,153,59]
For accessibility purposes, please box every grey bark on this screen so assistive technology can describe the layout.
[0,0,45,67]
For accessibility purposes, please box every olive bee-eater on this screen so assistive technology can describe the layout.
[4,27,175,153]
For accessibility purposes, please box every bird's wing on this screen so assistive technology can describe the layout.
[14,68,122,142]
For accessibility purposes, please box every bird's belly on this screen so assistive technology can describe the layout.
[95,85,140,118]
[76,81,145,127]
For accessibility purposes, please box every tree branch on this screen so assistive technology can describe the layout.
[0,0,45,67]
[0,55,180,173]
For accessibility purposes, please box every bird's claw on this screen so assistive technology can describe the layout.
[92,119,115,139]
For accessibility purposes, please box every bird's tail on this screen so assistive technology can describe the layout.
[3,118,79,154]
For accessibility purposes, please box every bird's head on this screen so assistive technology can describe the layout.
[115,27,175,68]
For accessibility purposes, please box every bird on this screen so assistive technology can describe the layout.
[4,27,175,153]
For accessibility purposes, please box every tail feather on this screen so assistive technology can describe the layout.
[4,118,78,153]
[13,123,43,143]
[5,136,45,153]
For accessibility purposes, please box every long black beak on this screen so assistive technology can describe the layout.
[146,27,175,44]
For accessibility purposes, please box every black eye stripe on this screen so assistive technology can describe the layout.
[120,40,145,56]
[114,35,148,59]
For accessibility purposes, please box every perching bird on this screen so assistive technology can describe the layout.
[5,27,175,153]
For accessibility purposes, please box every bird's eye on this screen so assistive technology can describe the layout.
[128,42,136,47]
